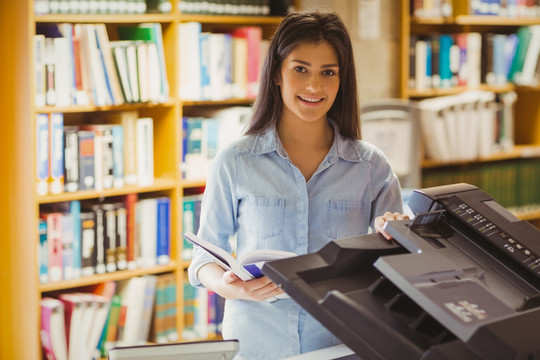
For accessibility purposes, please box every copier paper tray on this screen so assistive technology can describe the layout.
[263,184,540,360]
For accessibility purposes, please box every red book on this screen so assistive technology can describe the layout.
[231,27,262,99]
[41,212,63,282]
[40,297,68,360]
[125,193,138,269]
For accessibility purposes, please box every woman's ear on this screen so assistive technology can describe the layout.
[274,74,281,86]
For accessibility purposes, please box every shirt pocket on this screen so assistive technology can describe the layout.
[244,196,285,239]
[326,200,369,239]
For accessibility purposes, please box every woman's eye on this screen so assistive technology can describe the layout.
[294,66,307,73]
[323,69,336,76]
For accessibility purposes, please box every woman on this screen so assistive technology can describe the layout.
[188,9,407,359]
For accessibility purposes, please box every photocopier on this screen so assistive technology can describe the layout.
[263,183,540,360]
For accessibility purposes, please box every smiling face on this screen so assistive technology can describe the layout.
[276,41,340,126]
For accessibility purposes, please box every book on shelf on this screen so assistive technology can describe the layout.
[41,211,63,282]
[117,23,169,103]
[49,112,64,194]
[80,210,97,277]
[182,194,203,261]
[39,219,49,283]
[183,232,296,281]
[36,113,49,196]
[135,117,154,186]
[40,297,68,360]
[63,126,80,193]
[156,197,171,266]
[78,130,96,191]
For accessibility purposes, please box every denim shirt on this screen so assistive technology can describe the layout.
[188,122,403,359]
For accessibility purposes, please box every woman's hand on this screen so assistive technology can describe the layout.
[198,262,285,302]
[374,211,410,240]
[220,271,285,301]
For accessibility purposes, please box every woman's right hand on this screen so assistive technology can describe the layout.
[198,262,284,302]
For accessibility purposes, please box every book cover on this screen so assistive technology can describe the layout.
[231,27,262,99]
[153,274,169,343]
[183,232,296,281]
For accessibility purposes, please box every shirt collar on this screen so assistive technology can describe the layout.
[249,119,364,163]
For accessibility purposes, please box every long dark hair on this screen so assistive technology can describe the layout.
[245,10,361,139]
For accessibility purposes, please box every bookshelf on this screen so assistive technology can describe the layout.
[400,0,540,228]
[0,1,293,359]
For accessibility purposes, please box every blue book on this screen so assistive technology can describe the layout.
[156,197,171,265]
[38,219,49,283]
[493,34,507,85]
[439,34,453,88]
[70,200,82,279]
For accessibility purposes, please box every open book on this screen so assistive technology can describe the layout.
[183,232,296,281]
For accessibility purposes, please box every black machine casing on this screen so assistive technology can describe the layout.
[263,184,540,360]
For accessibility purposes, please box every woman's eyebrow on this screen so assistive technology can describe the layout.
[291,59,339,68]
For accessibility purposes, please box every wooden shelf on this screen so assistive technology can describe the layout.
[182,98,255,107]
[411,15,540,26]
[34,13,177,23]
[179,13,283,24]
[422,145,540,168]
[407,83,516,98]
[37,177,178,204]
[39,263,178,293]
[35,100,178,113]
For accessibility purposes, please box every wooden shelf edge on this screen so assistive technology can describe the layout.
[510,206,540,221]
[422,145,540,168]
[407,84,516,98]
[179,13,283,24]
[39,262,178,293]
[412,15,540,26]
[35,100,178,114]
[38,177,179,204]
[35,13,177,23]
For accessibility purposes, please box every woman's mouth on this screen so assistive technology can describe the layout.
[298,95,324,104]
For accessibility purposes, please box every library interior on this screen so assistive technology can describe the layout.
[2,0,540,359]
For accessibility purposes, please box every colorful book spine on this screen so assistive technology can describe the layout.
[156,197,170,265]
[81,210,97,277]
[111,125,125,188]
[49,112,64,194]
[78,130,95,191]
[70,200,82,279]
[38,219,49,283]
[63,126,80,193]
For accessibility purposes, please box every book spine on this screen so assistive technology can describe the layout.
[111,124,125,188]
[136,117,154,186]
[78,130,95,190]
[46,212,63,282]
[38,219,49,283]
[34,35,47,106]
[63,126,80,193]
[94,204,106,274]
[116,204,128,270]
[70,200,82,279]
[125,192,138,270]
[36,113,50,196]
[61,213,75,280]
[101,126,115,189]
[81,210,97,276]
[156,197,170,265]
[103,204,117,273]
[49,112,64,194]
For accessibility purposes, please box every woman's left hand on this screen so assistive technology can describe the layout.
[374,211,410,240]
